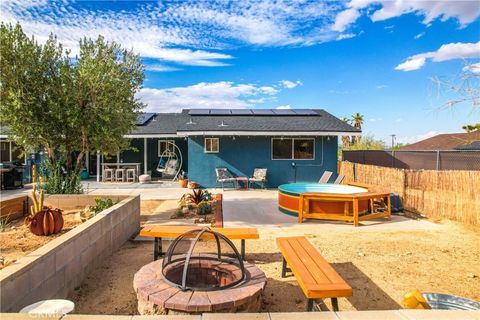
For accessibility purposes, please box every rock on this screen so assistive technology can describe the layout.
[405,251,412,255]
[358,252,365,257]
[467,273,477,278]
[0,257,4,265]
[199,218,205,223]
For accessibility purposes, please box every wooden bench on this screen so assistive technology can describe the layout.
[140,225,259,260]
[276,236,352,311]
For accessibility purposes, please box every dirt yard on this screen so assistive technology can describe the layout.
[0,209,83,269]
[69,212,480,314]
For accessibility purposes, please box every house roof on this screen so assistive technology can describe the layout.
[128,109,360,137]
[399,131,480,151]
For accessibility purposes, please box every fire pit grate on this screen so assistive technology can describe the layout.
[162,227,245,291]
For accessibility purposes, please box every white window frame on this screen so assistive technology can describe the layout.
[271,138,315,160]
[204,138,220,153]
[158,140,175,157]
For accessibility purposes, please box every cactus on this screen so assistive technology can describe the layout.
[25,186,64,236]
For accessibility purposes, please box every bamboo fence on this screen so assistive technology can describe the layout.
[339,161,480,225]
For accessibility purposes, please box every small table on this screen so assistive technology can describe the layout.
[20,299,75,315]
[235,177,249,190]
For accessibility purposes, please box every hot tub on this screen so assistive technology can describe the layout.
[278,183,369,217]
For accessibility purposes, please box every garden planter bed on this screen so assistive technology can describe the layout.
[0,209,82,269]
[0,194,140,312]
[171,192,223,227]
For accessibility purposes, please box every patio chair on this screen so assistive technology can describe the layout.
[318,171,333,183]
[103,167,114,182]
[215,168,237,190]
[248,168,267,189]
[333,174,345,184]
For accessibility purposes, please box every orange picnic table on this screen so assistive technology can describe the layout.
[140,225,259,260]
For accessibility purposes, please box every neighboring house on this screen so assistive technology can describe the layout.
[1,109,360,187]
[118,109,359,187]
[399,131,480,151]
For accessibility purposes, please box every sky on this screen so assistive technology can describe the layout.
[1,0,479,145]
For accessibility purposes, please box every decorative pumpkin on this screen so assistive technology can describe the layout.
[24,185,64,236]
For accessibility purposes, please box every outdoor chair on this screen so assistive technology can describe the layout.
[248,168,267,189]
[333,174,345,184]
[318,171,333,183]
[126,168,136,182]
[103,167,114,182]
[115,168,126,182]
[215,168,237,190]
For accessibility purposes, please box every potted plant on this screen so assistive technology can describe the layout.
[178,170,188,188]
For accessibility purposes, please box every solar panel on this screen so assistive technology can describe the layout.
[273,109,295,115]
[136,113,156,125]
[210,109,232,115]
[188,109,211,115]
[251,109,275,115]
[230,109,253,115]
[293,109,318,115]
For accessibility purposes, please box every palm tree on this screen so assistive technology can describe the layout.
[340,117,351,148]
[351,113,364,144]
[462,124,475,133]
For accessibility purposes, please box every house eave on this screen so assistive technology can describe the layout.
[124,134,178,138]
[175,131,361,136]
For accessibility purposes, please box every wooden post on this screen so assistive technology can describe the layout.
[353,199,359,227]
[298,195,304,223]
[386,195,391,220]
[9,141,12,161]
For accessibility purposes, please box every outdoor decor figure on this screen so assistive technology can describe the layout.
[24,185,64,236]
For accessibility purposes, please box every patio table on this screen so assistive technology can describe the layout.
[235,177,249,190]
[101,163,140,182]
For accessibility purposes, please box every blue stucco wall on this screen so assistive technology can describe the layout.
[120,138,188,177]
[187,136,338,188]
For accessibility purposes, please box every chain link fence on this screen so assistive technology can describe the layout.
[342,150,480,170]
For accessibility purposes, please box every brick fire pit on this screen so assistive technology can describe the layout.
[133,259,267,314]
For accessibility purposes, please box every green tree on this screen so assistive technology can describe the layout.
[462,123,480,132]
[0,23,144,193]
[351,113,364,144]
[340,117,351,148]
[343,135,385,151]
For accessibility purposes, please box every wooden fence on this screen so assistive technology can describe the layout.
[339,161,480,225]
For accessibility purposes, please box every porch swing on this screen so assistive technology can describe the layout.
[156,141,183,181]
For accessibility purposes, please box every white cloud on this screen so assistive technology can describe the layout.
[395,41,480,71]
[0,0,340,57]
[414,32,425,40]
[332,0,480,33]
[397,130,440,144]
[279,80,303,89]
[336,33,356,41]
[145,65,181,72]
[376,84,388,89]
[332,8,360,32]
[463,62,480,74]
[137,81,294,112]
[276,105,291,109]
[368,118,383,122]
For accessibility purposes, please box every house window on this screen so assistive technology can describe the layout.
[205,138,219,153]
[158,140,175,156]
[272,138,315,160]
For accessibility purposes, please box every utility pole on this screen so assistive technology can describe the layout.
[390,134,396,150]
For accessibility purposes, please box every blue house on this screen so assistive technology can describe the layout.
[109,109,360,188]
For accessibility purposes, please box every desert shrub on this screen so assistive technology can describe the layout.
[197,201,212,215]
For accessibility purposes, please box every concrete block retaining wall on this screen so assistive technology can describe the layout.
[0,194,140,312]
